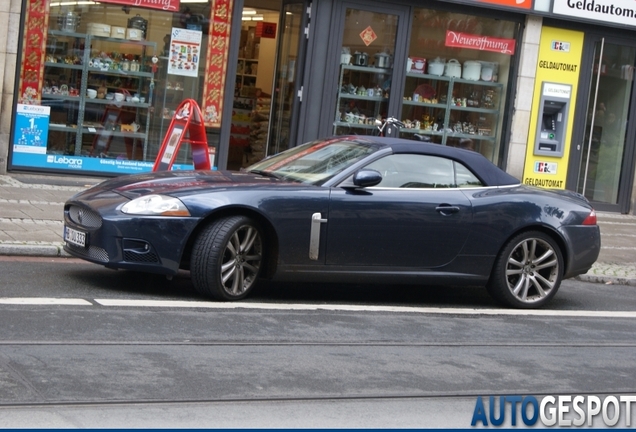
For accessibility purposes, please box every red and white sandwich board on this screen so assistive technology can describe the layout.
[153,98,211,172]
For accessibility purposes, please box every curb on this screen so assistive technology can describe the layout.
[0,243,70,257]
[575,274,636,287]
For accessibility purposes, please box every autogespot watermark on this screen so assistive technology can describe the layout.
[471,395,636,427]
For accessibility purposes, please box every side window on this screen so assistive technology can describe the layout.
[365,154,454,188]
[364,154,483,188]
[454,161,483,188]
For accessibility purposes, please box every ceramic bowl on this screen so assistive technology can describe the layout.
[114,92,125,102]
[86,89,97,99]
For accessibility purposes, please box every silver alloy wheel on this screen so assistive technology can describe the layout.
[220,224,262,296]
[505,237,559,303]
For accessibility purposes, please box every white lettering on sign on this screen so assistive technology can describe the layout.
[543,83,572,99]
[554,0,636,28]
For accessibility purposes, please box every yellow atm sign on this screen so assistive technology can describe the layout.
[522,27,585,190]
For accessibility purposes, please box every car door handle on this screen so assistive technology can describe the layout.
[435,205,460,216]
[309,212,328,260]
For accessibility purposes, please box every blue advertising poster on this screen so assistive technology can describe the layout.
[11,152,194,174]
[13,104,50,154]
[11,103,201,175]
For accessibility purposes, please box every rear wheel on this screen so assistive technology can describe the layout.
[191,216,263,301]
[487,231,563,308]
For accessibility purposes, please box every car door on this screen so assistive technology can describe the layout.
[324,153,474,268]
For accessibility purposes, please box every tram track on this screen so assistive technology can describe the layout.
[1,389,636,410]
[0,340,636,348]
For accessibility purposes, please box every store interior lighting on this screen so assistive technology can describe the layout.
[242,8,263,21]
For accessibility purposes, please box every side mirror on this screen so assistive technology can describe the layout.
[353,169,382,188]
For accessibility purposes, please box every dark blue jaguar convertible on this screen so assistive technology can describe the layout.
[63,136,600,308]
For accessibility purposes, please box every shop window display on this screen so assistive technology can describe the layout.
[11,2,281,174]
[333,7,518,164]
[12,1,226,175]
[334,8,399,136]
[400,10,518,161]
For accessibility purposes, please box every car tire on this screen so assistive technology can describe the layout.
[191,216,263,301]
[487,231,563,309]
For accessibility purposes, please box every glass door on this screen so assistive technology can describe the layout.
[575,37,636,211]
[332,2,409,137]
[267,0,310,156]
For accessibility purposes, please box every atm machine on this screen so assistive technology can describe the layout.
[534,82,572,157]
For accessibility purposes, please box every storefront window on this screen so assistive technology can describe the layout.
[401,10,517,161]
[11,0,236,175]
[228,5,280,170]
[333,8,400,136]
[578,41,635,205]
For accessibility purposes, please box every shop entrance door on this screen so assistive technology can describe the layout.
[266,0,310,156]
[331,2,410,137]
[571,36,636,212]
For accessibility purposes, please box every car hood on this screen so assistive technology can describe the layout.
[91,170,297,199]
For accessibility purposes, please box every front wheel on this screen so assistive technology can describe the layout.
[191,216,263,301]
[487,231,563,308]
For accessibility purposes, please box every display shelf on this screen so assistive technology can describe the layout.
[42,94,81,100]
[90,34,157,48]
[334,64,392,135]
[333,122,377,130]
[80,129,147,139]
[43,30,156,160]
[86,68,154,78]
[399,70,503,157]
[236,58,259,97]
[230,97,255,145]
[84,99,152,109]
[49,124,79,132]
[448,106,499,114]
[338,94,388,102]
[44,62,84,70]
[402,100,447,109]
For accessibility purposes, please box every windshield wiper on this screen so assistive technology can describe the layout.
[248,169,284,180]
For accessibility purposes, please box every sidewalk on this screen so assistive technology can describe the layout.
[1,173,636,286]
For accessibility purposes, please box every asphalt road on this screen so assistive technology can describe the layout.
[0,257,635,428]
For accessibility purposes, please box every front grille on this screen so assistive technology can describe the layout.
[68,205,102,229]
[66,243,109,263]
[122,239,159,263]
[124,250,159,263]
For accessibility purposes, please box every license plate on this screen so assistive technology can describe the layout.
[64,226,86,248]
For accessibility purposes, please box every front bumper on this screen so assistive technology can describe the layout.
[64,201,200,275]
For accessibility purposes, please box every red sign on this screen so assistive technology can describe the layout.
[98,0,179,12]
[154,99,210,171]
[476,0,531,9]
[201,0,233,128]
[445,31,516,55]
[255,22,277,39]
[359,26,377,47]
[18,0,49,105]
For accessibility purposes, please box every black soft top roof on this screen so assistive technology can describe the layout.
[352,136,520,187]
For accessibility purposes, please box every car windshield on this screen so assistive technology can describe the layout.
[245,138,381,185]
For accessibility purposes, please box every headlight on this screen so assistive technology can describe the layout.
[121,194,191,216]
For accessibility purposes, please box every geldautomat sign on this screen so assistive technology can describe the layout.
[553,0,636,28]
